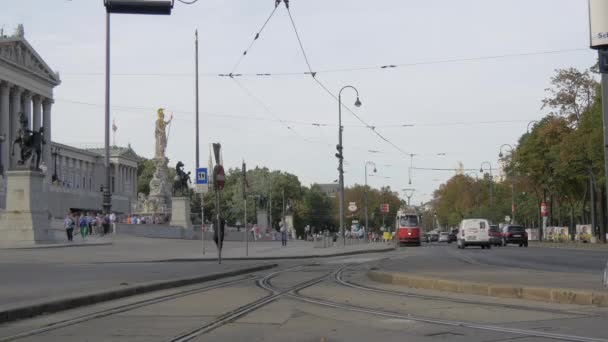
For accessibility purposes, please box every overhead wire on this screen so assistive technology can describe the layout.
[284,2,412,158]
[228,2,281,76]
[54,47,587,79]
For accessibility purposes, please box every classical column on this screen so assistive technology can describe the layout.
[32,95,42,130]
[9,86,22,168]
[42,98,53,181]
[0,81,10,176]
[21,91,32,130]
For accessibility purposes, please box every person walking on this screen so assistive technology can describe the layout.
[109,212,116,234]
[64,213,74,242]
[280,221,287,246]
[79,214,88,241]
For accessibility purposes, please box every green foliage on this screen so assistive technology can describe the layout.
[137,158,155,195]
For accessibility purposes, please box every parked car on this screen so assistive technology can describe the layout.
[489,224,502,246]
[501,225,528,247]
[429,232,439,242]
[449,229,458,242]
[421,234,430,243]
[457,219,492,249]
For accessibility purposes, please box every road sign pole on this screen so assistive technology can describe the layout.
[200,192,205,255]
[245,196,248,256]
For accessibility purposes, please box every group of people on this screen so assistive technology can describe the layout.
[248,222,290,246]
[63,212,115,242]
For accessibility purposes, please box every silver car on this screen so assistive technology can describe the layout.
[438,232,451,243]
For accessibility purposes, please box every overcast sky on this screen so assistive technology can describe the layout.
[1,0,598,204]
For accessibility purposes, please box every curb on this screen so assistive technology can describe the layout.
[0,263,276,324]
[94,247,396,264]
[0,242,113,250]
[529,242,608,251]
[368,270,608,307]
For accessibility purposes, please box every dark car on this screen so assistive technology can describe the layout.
[449,229,458,242]
[501,225,528,247]
[489,225,502,246]
[429,232,439,242]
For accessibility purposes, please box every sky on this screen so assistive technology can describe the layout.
[1,0,599,205]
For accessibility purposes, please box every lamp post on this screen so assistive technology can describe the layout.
[480,161,493,206]
[364,161,376,242]
[499,144,516,224]
[102,0,173,214]
[51,146,60,183]
[0,134,5,177]
[408,154,416,185]
[337,85,362,247]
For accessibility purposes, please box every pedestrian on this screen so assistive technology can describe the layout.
[86,213,93,235]
[103,214,110,235]
[95,213,103,235]
[64,213,74,242]
[280,221,287,246]
[109,212,116,234]
[79,214,88,241]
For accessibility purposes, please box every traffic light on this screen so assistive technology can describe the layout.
[335,144,343,160]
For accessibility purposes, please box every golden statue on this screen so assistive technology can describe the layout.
[155,108,173,158]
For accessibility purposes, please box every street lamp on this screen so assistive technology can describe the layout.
[480,161,493,206]
[51,146,60,183]
[102,0,173,214]
[337,85,362,247]
[499,144,516,224]
[364,161,377,242]
[0,134,5,176]
[403,188,415,207]
[408,154,416,185]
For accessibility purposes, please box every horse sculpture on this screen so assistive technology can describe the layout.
[173,161,191,197]
[11,112,46,171]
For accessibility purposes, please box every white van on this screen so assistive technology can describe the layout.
[457,219,492,249]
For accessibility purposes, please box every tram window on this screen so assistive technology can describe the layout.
[399,216,418,227]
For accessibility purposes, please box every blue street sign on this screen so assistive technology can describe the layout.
[196,168,208,185]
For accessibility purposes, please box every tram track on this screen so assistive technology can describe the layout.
[166,265,332,342]
[0,276,255,342]
[270,265,608,342]
[334,266,604,317]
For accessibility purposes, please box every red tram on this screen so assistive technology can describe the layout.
[395,209,421,246]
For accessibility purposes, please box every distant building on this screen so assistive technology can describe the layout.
[314,183,339,198]
[0,25,138,217]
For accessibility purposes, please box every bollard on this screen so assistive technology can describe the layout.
[604,259,608,290]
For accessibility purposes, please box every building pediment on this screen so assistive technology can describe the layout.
[0,37,61,86]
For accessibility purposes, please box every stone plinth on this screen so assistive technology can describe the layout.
[0,170,54,246]
[169,197,192,229]
[256,210,268,230]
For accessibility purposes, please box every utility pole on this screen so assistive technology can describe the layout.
[195,29,205,254]
[589,0,608,242]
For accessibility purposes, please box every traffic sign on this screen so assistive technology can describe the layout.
[380,203,389,213]
[196,168,208,185]
[213,165,226,190]
[348,202,357,212]
[541,202,548,217]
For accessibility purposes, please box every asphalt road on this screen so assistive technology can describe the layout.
[1,249,607,342]
[420,241,607,274]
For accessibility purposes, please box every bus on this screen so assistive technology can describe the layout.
[395,209,421,246]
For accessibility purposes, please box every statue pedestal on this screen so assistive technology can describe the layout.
[256,210,268,230]
[0,170,54,246]
[285,214,295,239]
[169,197,192,229]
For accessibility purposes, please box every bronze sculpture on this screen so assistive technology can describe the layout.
[173,161,191,196]
[11,112,46,171]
